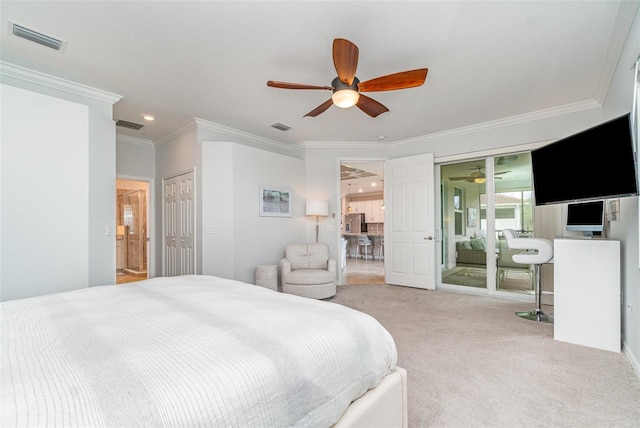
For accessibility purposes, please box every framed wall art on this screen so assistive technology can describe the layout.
[467,207,477,227]
[259,185,292,217]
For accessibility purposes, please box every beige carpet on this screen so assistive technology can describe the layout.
[330,283,640,427]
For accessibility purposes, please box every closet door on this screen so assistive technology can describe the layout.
[164,170,195,276]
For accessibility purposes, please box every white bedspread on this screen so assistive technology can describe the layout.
[1,275,397,427]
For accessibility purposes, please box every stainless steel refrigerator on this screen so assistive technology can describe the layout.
[346,213,367,234]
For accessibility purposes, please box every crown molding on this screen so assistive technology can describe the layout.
[154,118,198,146]
[0,61,122,104]
[297,99,600,150]
[389,99,602,149]
[156,117,293,153]
[194,118,292,152]
[116,134,155,148]
[303,140,386,150]
[155,98,601,151]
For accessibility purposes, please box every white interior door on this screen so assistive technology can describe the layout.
[384,153,435,289]
[163,170,195,276]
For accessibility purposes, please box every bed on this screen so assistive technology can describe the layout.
[0,275,407,427]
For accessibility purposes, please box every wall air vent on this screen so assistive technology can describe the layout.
[271,123,291,131]
[10,22,65,51]
[116,120,144,130]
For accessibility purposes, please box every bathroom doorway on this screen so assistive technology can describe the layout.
[116,178,150,284]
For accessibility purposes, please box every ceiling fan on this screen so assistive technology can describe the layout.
[449,166,510,184]
[266,38,428,118]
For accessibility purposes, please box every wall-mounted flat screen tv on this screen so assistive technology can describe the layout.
[531,113,638,205]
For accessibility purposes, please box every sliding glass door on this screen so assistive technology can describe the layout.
[440,153,534,297]
[492,153,534,295]
[441,159,489,290]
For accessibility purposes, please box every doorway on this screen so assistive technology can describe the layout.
[116,179,150,284]
[340,160,385,285]
[439,153,534,298]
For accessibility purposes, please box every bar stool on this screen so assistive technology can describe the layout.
[503,229,554,323]
[378,237,384,260]
[356,235,372,259]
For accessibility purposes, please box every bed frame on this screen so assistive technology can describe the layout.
[333,366,408,428]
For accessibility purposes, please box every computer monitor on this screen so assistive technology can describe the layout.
[566,200,605,237]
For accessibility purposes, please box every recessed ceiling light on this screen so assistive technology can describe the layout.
[378,135,386,140]
[142,115,155,121]
[371,182,377,187]
[358,189,363,193]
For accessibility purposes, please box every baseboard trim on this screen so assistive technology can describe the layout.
[623,341,640,381]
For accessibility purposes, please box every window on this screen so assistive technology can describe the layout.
[454,186,464,236]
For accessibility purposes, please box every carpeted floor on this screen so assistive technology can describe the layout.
[330,283,640,427]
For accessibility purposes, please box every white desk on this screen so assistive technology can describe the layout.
[553,238,620,353]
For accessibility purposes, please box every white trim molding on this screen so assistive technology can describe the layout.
[0,61,122,104]
[116,134,155,148]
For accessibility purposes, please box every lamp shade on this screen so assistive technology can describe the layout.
[306,200,329,217]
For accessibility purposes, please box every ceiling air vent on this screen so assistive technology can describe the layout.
[271,123,291,131]
[116,120,144,130]
[10,22,65,51]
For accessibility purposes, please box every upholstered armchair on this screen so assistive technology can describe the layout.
[280,243,337,299]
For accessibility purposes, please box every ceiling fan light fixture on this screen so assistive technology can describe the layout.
[474,177,487,184]
[332,89,360,108]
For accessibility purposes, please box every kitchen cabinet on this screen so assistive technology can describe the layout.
[348,198,384,222]
[364,199,384,222]
[364,200,374,221]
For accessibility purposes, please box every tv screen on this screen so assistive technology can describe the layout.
[566,200,605,235]
[531,113,638,205]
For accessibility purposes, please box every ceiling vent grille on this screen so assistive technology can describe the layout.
[116,120,144,130]
[271,123,291,131]
[11,23,65,51]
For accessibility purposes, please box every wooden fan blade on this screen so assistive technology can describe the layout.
[333,38,359,85]
[304,98,334,117]
[355,94,389,117]
[358,68,428,92]
[267,81,333,90]
[495,170,511,175]
[449,176,472,181]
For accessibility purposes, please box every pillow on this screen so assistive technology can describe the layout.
[474,229,487,239]
[470,238,487,251]
[456,240,472,250]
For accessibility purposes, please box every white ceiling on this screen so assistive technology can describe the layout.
[1,1,637,148]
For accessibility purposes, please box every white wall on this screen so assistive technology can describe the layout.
[155,123,307,284]
[201,141,306,284]
[1,85,88,300]
[117,137,155,178]
[599,2,640,370]
[202,141,235,279]
[0,66,120,301]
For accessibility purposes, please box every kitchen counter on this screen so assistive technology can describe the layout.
[342,234,384,259]
[342,233,384,237]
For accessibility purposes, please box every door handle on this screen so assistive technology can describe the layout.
[424,236,434,240]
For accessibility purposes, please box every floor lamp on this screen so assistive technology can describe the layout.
[306,200,329,243]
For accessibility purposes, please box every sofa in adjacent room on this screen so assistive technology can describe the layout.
[455,237,489,266]
[455,236,529,270]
